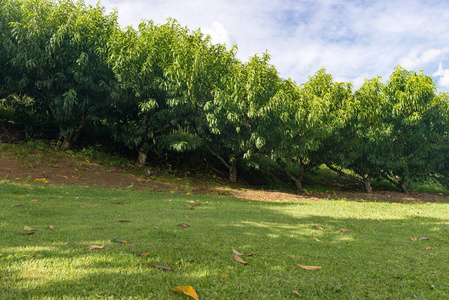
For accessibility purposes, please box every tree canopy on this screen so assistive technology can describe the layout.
[1,0,449,193]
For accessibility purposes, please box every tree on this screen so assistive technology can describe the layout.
[4,0,118,149]
[271,69,354,191]
[164,26,238,176]
[380,67,446,192]
[328,66,445,193]
[203,53,281,182]
[107,19,209,167]
[326,76,388,193]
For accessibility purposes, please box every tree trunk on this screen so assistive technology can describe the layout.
[399,179,408,193]
[362,175,373,193]
[285,167,304,192]
[60,116,85,151]
[136,146,148,168]
[61,129,82,151]
[229,161,237,183]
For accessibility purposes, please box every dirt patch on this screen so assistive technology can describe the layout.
[0,150,170,190]
[1,145,449,203]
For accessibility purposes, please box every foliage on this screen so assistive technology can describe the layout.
[205,53,281,181]
[271,69,354,191]
[2,0,449,193]
[2,0,118,149]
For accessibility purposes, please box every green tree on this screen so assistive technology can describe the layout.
[272,69,354,191]
[203,53,281,182]
[5,0,118,149]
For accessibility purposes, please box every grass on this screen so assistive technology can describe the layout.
[1,182,449,299]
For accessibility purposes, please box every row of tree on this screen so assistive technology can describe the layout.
[1,0,449,193]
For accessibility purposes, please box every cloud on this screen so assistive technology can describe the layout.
[85,0,449,90]
[202,21,236,48]
[433,63,449,89]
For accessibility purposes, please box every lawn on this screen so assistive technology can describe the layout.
[1,182,449,299]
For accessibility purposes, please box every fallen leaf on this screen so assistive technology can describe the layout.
[314,238,323,243]
[154,226,158,229]
[85,245,105,250]
[232,249,253,256]
[411,237,417,242]
[29,254,37,260]
[194,203,201,207]
[419,237,429,241]
[148,263,172,271]
[316,226,324,230]
[172,286,199,300]
[184,215,189,218]
[426,247,432,250]
[111,238,128,244]
[232,248,244,256]
[339,228,349,232]
[116,219,131,222]
[292,290,302,297]
[19,226,35,234]
[184,204,193,208]
[219,274,228,277]
[233,255,249,264]
[12,204,23,207]
[112,201,124,204]
[296,264,322,270]
[48,225,54,230]
[178,223,190,228]
[137,252,150,257]
[30,199,38,202]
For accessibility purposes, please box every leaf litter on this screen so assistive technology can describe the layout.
[172,285,199,300]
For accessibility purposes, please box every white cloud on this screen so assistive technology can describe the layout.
[433,63,449,89]
[202,21,236,47]
[85,0,449,90]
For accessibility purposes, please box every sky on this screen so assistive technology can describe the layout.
[84,0,449,90]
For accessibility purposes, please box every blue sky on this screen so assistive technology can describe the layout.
[85,0,449,90]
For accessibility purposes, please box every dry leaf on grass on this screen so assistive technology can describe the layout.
[233,255,249,264]
[172,286,199,300]
[137,252,150,257]
[411,237,417,242]
[292,290,302,297]
[29,254,37,260]
[12,204,23,207]
[316,226,324,230]
[85,245,105,250]
[232,249,253,256]
[419,237,429,241]
[178,223,190,228]
[19,226,35,234]
[48,225,54,230]
[112,201,124,204]
[30,199,38,202]
[148,263,172,271]
[339,228,349,232]
[296,264,322,270]
[116,219,131,222]
[426,247,432,250]
[314,238,323,243]
[219,274,228,277]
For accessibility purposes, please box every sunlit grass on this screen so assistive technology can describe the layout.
[1,182,449,299]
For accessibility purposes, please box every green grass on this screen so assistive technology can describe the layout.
[1,182,449,299]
